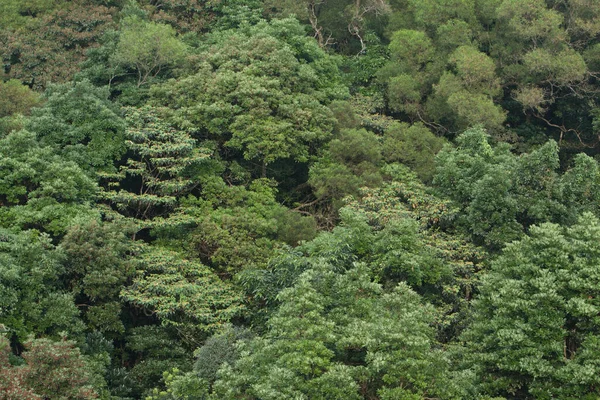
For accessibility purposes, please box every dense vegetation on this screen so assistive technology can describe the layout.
[2,0,600,398]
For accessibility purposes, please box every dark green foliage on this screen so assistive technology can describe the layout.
[0,1,115,89]
[0,229,84,341]
[60,218,138,336]
[309,128,383,201]
[193,326,252,384]
[152,179,316,275]
[125,325,193,398]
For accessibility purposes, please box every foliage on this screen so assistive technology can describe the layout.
[151,17,346,175]
[26,80,126,174]
[0,130,98,234]
[214,263,463,399]
[434,127,600,249]
[60,218,138,336]
[0,335,99,399]
[462,214,600,398]
[0,80,40,118]
[111,16,188,87]
[0,1,115,89]
[104,106,213,221]
[0,229,84,341]
[121,247,244,345]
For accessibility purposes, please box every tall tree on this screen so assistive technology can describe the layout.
[151,17,346,177]
[461,214,600,398]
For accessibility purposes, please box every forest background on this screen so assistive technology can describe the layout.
[2,0,600,399]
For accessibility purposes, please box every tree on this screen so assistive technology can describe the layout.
[214,263,462,399]
[111,16,188,87]
[26,80,126,175]
[461,214,600,398]
[0,130,98,235]
[0,335,99,399]
[121,247,244,346]
[433,128,600,249]
[60,218,138,336]
[104,106,213,222]
[0,1,115,89]
[382,121,446,182]
[308,128,383,203]
[150,17,346,177]
[0,80,40,118]
[0,228,84,342]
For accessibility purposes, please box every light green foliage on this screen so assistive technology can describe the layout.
[381,27,505,133]
[0,80,40,118]
[523,47,587,86]
[104,106,213,221]
[122,247,244,344]
[214,263,461,399]
[462,214,600,398]
[111,16,188,87]
[407,0,477,31]
[496,0,564,44]
[379,29,436,115]
[147,368,209,400]
[380,0,599,144]
[0,229,84,341]
[151,17,346,173]
[434,128,600,249]
[240,167,481,337]
[26,80,126,174]
[0,130,98,234]
[429,46,505,132]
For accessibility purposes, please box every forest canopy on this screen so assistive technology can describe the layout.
[2,0,600,399]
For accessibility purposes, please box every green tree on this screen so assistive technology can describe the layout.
[434,128,600,249]
[461,214,600,398]
[26,80,126,175]
[60,218,138,336]
[111,15,188,87]
[308,128,383,203]
[151,17,346,176]
[121,247,244,346]
[0,80,40,118]
[0,229,84,341]
[214,263,462,399]
[0,130,98,235]
[104,106,213,222]
[382,121,447,182]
